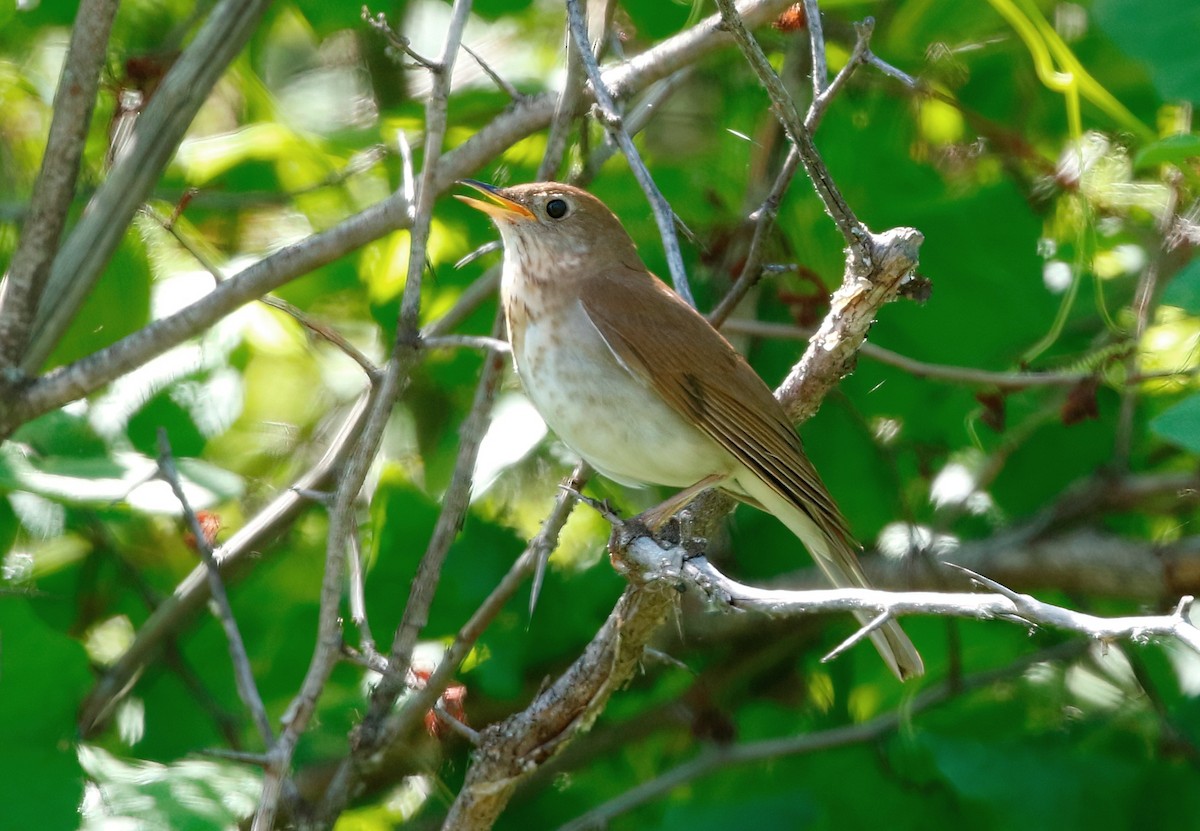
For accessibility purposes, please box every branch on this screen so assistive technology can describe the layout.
[443,583,677,830]
[661,543,1200,656]
[777,225,922,422]
[557,640,1087,830]
[255,1,475,825]
[311,464,591,825]
[2,0,798,438]
[20,0,274,374]
[78,394,371,737]
[0,0,118,369]
[565,0,694,305]
[156,430,274,747]
[317,320,507,814]
[721,318,1148,389]
[715,0,868,260]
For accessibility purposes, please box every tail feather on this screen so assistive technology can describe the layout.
[740,477,924,681]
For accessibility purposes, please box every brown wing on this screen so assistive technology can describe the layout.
[578,265,853,543]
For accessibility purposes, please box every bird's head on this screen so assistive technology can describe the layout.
[456,180,640,274]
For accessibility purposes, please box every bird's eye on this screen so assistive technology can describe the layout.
[545,198,569,219]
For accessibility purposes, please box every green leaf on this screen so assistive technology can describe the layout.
[79,745,261,830]
[0,443,243,509]
[1135,134,1200,169]
[1149,394,1200,453]
[0,598,92,829]
[921,734,1140,829]
[1160,258,1200,314]
[1094,0,1200,103]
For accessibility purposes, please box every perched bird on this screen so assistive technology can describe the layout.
[457,180,923,680]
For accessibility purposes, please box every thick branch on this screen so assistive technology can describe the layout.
[662,543,1200,656]
[21,0,274,374]
[0,0,118,369]
[443,584,677,829]
[2,0,797,437]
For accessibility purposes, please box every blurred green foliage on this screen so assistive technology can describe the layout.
[1,0,1200,828]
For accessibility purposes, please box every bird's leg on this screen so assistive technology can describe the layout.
[636,474,725,533]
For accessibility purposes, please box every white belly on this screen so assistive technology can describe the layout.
[514,303,731,488]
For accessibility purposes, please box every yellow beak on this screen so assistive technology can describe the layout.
[455,179,535,220]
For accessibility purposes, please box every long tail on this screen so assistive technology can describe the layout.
[742,479,924,681]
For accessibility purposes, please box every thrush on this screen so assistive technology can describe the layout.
[457,180,923,680]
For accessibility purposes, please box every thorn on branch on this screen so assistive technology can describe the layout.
[822,610,892,665]
[461,42,523,101]
[559,483,622,526]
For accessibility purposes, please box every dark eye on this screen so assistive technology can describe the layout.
[545,198,569,219]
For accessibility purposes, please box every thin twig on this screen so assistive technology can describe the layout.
[78,394,372,737]
[1115,176,1180,469]
[0,0,119,372]
[434,703,482,744]
[422,334,512,354]
[145,205,381,378]
[347,530,375,653]
[556,641,1088,830]
[565,0,695,305]
[361,6,439,70]
[21,0,275,374]
[580,68,694,182]
[531,463,592,614]
[802,0,827,96]
[260,2,477,826]
[462,42,523,100]
[708,148,803,327]
[156,430,274,747]
[715,0,868,262]
[806,17,875,131]
[720,318,1178,388]
[540,8,589,181]
[866,51,919,88]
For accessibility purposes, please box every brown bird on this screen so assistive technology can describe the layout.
[457,180,923,681]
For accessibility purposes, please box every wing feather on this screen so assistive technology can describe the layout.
[578,267,852,542]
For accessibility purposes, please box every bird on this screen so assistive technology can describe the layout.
[456,179,923,681]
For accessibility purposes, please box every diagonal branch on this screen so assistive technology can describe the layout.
[1,0,798,439]
[21,0,275,374]
[565,0,694,305]
[0,0,119,370]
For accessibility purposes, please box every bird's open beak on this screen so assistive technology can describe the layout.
[455,179,535,220]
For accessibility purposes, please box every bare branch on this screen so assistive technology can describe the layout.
[78,393,371,737]
[565,0,694,305]
[5,195,406,435]
[776,225,922,422]
[557,641,1087,830]
[421,334,512,354]
[21,0,275,374]
[721,318,1146,389]
[806,17,875,131]
[540,7,589,181]
[661,543,1200,654]
[716,0,868,260]
[803,0,827,95]
[156,430,274,747]
[708,148,803,327]
[255,1,476,825]
[0,0,119,370]
[4,0,799,437]
[361,6,439,70]
[145,205,381,378]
